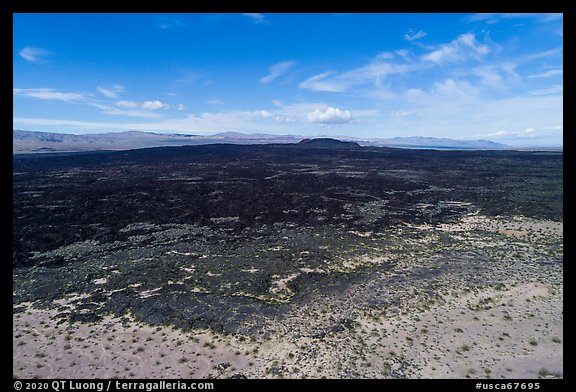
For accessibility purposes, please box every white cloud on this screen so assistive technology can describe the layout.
[13,109,298,134]
[485,126,561,140]
[142,100,170,110]
[242,13,267,24]
[207,99,223,105]
[422,33,490,64]
[259,110,272,119]
[404,30,427,42]
[97,85,124,99]
[116,100,170,110]
[258,110,295,123]
[260,61,296,84]
[177,104,186,111]
[19,47,51,63]
[307,107,354,124]
[13,88,85,102]
[391,111,416,117]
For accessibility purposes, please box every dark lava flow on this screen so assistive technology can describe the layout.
[13,143,563,333]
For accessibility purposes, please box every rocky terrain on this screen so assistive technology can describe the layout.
[13,142,562,379]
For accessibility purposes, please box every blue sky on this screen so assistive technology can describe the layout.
[13,13,563,146]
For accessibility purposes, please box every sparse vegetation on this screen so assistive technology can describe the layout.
[538,368,561,378]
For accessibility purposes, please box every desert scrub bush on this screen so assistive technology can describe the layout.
[538,368,561,378]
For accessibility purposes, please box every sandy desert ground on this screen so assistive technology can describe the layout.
[14,215,562,379]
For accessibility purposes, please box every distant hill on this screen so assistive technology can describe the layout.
[13,130,509,154]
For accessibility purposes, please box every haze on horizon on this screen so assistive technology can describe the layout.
[13,13,563,147]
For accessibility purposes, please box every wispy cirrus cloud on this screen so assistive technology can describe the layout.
[391,111,416,117]
[19,47,51,63]
[97,85,124,99]
[404,29,427,42]
[299,34,492,94]
[421,33,490,64]
[242,13,268,24]
[527,68,563,79]
[260,61,296,84]
[13,88,86,102]
[520,47,563,62]
[174,69,205,85]
[14,86,174,118]
[471,64,520,89]
[91,103,164,118]
[155,14,188,29]
[300,60,415,93]
[466,13,563,24]
[299,71,340,92]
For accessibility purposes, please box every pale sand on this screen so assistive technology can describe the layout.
[374,282,563,379]
[13,309,251,379]
[13,280,562,379]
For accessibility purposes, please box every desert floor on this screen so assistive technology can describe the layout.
[14,215,562,379]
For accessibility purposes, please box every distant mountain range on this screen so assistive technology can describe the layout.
[361,136,508,149]
[13,129,509,154]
